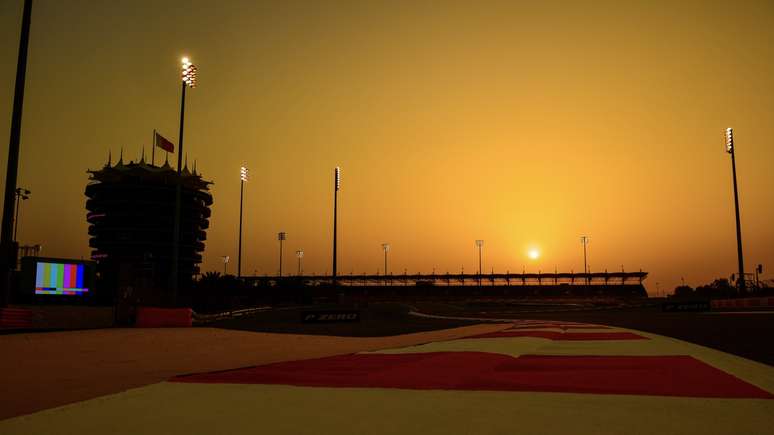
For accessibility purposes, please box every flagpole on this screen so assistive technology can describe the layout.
[152,129,156,166]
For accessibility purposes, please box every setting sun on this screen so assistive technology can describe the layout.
[528,249,540,260]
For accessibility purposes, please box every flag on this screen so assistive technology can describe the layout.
[154,131,174,153]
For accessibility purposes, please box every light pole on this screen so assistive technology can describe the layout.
[382,243,390,279]
[222,255,229,275]
[580,236,589,286]
[278,232,286,277]
[170,56,197,302]
[13,188,30,242]
[237,166,248,278]
[296,249,304,275]
[1,0,33,307]
[725,128,746,293]
[332,167,340,287]
[475,240,484,286]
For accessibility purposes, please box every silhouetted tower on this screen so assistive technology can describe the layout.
[85,156,212,304]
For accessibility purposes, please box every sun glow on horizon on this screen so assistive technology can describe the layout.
[528,249,540,260]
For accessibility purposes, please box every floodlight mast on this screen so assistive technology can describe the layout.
[170,56,198,304]
[726,128,746,293]
[296,249,304,275]
[0,0,33,307]
[580,236,589,286]
[13,188,30,242]
[332,167,340,288]
[221,255,230,275]
[475,240,484,286]
[278,232,286,277]
[382,243,390,281]
[237,166,248,278]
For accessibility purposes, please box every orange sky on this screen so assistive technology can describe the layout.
[1,0,773,294]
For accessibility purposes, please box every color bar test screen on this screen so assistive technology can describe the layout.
[35,262,89,296]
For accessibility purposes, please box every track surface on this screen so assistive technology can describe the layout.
[212,302,774,366]
[412,303,774,366]
[210,303,477,336]
[0,323,503,420]
[2,319,773,434]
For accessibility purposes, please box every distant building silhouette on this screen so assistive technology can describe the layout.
[85,153,212,304]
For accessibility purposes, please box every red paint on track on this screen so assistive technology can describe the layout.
[507,324,612,330]
[468,331,647,340]
[172,352,773,399]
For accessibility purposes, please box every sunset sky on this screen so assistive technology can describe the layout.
[1,0,772,293]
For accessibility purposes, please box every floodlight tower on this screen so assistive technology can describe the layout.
[278,232,286,277]
[725,128,746,293]
[170,56,198,301]
[332,167,340,287]
[13,188,30,242]
[296,249,304,275]
[382,243,390,280]
[580,236,589,285]
[222,255,230,275]
[475,240,484,286]
[237,166,248,278]
[1,0,33,307]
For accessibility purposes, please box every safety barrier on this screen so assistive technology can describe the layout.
[135,307,193,327]
[0,307,34,329]
[192,306,272,324]
[711,297,774,310]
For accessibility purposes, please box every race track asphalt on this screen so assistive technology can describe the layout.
[213,302,774,366]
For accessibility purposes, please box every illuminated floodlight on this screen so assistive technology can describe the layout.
[725,127,734,153]
[296,250,304,258]
[240,166,249,182]
[382,243,390,252]
[335,166,341,191]
[181,57,198,88]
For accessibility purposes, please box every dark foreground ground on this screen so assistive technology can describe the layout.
[214,302,774,366]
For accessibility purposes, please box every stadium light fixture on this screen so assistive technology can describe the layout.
[182,57,197,88]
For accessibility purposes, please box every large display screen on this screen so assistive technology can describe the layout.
[35,262,89,296]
